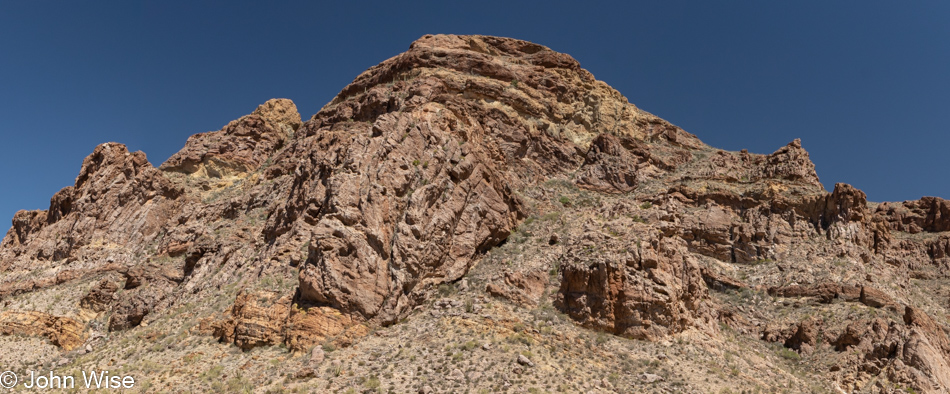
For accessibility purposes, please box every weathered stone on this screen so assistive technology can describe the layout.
[162,99,300,178]
[310,346,325,365]
[485,270,548,306]
[556,236,711,340]
[517,354,534,367]
[79,279,119,313]
[0,311,87,350]
[206,290,362,351]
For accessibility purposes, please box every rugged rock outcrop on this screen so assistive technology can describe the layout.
[753,139,822,186]
[1,34,949,392]
[0,311,86,350]
[555,232,712,340]
[485,269,548,306]
[875,197,950,234]
[162,99,301,178]
[575,134,643,193]
[1,142,181,265]
[79,278,119,313]
[256,34,709,325]
[202,290,363,351]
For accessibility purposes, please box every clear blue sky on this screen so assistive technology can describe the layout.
[2,1,949,227]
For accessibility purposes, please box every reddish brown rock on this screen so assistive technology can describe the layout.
[875,197,950,233]
[700,268,747,292]
[2,34,950,391]
[555,236,710,340]
[1,142,181,264]
[261,34,708,324]
[784,317,821,354]
[752,139,822,186]
[80,279,119,313]
[831,319,873,351]
[0,35,711,344]
[860,286,899,310]
[486,270,548,306]
[904,306,950,358]
[767,282,863,304]
[798,183,869,231]
[575,134,642,193]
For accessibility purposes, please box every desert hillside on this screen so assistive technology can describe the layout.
[2,34,949,393]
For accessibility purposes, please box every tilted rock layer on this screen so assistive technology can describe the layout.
[1,34,949,392]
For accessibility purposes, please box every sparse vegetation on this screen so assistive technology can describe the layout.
[777,348,801,361]
[438,283,458,297]
[558,195,571,206]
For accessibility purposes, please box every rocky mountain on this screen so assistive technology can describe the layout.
[2,34,949,393]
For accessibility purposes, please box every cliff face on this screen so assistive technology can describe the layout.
[2,34,949,393]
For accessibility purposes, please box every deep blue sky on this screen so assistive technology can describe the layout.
[2,1,949,227]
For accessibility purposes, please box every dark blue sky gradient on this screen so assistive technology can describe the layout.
[2,1,949,227]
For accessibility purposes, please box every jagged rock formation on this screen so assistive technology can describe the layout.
[1,34,949,393]
[199,290,364,351]
[0,311,86,350]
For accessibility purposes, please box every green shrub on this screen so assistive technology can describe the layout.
[437,283,457,297]
[541,212,561,221]
[778,348,801,361]
[364,376,380,389]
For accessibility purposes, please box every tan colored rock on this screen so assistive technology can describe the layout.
[162,99,300,178]
[0,263,123,300]
[253,98,303,131]
[212,291,287,350]
[208,290,361,351]
[0,311,87,350]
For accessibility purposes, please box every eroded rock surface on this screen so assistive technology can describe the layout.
[0,311,86,350]
[1,34,949,393]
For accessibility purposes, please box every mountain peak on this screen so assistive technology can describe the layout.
[2,36,950,392]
